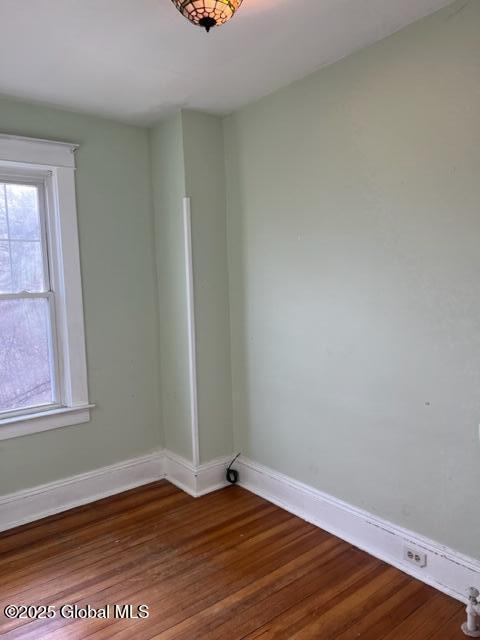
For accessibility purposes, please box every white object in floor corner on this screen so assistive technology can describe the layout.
[236,456,480,605]
[462,588,480,637]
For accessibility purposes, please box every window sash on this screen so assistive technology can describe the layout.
[0,175,60,418]
[0,290,61,419]
[0,174,51,295]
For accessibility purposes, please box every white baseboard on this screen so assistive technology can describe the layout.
[164,450,231,497]
[3,446,477,607]
[0,451,165,533]
[0,449,233,533]
[236,456,480,604]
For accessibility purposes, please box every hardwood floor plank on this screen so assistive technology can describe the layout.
[2,507,314,638]
[244,554,383,640]
[1,497,282,636]
[0,483,466,640]
[287,568,424,639]
[332,579,433,640]
[3,491,270,597]
[177,552,384,640]
[382,592,465,640]
[53,528,334,640]
[0,482,178,555]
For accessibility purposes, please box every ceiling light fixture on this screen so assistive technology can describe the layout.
[171,0,243,33]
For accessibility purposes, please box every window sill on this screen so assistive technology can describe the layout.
[0,404,95,441]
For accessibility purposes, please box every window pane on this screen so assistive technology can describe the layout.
[0,298,55,414]
[0,190,6,239]
[5,184,41,240]
[0,241,12,291]
[11,241,44,292]
[0,183,46,293]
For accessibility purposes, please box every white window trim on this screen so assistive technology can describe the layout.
[0,134,93,440]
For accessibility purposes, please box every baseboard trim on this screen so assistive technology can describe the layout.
[236,456,480,604]
[164,450,231,497]
[0,451,165,533]
[3,447,477,606]
[0,449,233,532]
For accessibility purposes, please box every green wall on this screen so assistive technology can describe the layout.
[150,111,233,463]
[182,111,233,462]
[0,101,233,488]
[223,0,480,557]
[150,113,193,461]
[0,96,163,493]
[1,0,479,563]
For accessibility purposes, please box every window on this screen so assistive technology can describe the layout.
[1,180,57,415]
[0,135,92,440]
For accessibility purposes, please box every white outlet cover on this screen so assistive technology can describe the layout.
[404,545,427,568]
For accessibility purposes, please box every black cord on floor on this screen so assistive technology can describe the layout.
[226,452,241,484]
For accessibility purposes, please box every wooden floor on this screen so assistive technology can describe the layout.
[0,481,466,639]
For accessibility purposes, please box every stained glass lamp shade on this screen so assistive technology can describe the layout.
[171,0,243,32]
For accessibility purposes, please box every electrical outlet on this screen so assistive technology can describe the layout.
[404,545,427,568]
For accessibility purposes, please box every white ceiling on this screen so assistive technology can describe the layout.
[0,0,453,125]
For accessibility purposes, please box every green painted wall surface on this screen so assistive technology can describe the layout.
[182,111,233,462]
[0,96,162,494]
[224,0,480,557]
[150,114,193,461]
